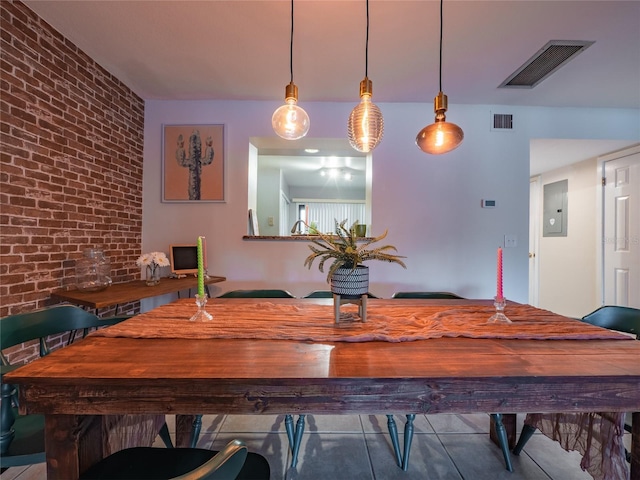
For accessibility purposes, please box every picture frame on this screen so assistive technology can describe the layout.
[162,124,225,202]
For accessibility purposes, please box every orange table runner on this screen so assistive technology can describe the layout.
[90,299,631,342]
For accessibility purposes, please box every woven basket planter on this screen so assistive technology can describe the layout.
[330,265,369,296]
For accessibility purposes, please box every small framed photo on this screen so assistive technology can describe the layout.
[162,124,225,202]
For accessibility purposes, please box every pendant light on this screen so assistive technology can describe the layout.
[347,0,383,153]
[416,0,463,155]
[272,0,310,140]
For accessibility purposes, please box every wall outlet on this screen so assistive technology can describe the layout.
[504,234,517,248]
[267,216,274,226]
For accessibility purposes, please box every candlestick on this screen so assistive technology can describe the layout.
[189,293,213,322]
[197,236,205,298]
[488,295,511,323]
[497,247,503,300]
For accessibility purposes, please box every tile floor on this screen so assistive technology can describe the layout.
[1,413,631,479]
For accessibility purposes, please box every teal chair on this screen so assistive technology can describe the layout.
[218,289,295,298]
[387,291,514,470]
[303,290,379,299]
[392,291,463,299]
[194,289,300,465]
[0,305,173,469]
[79,438,270,479]
[513,305,640,462]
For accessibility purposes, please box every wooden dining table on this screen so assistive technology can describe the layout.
[5,298,640,479]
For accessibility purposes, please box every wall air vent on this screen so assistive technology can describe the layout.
[490,112,514,132]
[493,113,513,130]
[499,40,594,89]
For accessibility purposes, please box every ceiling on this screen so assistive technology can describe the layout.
[24,0,639,174]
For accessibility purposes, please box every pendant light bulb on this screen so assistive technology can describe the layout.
[348,78,384,153]
[272,0,309,140]
[416,91,464,154]
[272,82,310,140]
[416,0,464,155]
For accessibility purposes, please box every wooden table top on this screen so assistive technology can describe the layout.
[7,298,640,417]
[49,275,226,309]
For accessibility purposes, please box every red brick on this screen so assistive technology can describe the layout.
[1,2,143,331]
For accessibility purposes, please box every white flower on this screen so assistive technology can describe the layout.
[136,251,169,268]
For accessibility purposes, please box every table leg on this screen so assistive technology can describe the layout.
[176,414,197,448]
[45,414,103,480]
[632,412,639,480]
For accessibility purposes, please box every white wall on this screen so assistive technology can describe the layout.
[537,157,600,318]
[141,100,639,309]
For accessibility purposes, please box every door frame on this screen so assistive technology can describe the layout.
[528,175,541,306]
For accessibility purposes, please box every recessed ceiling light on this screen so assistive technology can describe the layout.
[304,148,319,153]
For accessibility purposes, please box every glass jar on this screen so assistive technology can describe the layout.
[75,248,112,292]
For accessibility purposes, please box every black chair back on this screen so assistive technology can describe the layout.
[217,289,295,298]
[581,305,640,339]
[392,291,464,299]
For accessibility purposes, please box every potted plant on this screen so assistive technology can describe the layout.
[304,220,406,296]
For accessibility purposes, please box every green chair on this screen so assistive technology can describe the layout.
[218,289,295,298]
[193,289,299,464]
[387,291,474,470]
[303,290,379,299]
[0,305,173,468]
[513,305,640,461]
[79,438,270,479]
[391,291,463,299]
[387,291,515,471]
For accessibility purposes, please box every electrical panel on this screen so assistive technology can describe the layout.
[543,179,568,237]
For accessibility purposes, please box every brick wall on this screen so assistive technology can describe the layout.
[1,1,144,325]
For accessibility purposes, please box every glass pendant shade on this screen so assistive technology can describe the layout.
[347,78,384,153]
[272,82,310,140]
[416,92,463,155]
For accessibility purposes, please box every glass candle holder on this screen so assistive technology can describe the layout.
[488,296,512,323]
[189,294,213,322]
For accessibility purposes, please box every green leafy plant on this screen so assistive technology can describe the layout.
[304,220,406,282]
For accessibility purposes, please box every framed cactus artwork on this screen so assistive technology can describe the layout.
[162,124,225,202]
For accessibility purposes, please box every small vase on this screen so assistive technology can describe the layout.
[331,265,369,296]
[145,264,160,286]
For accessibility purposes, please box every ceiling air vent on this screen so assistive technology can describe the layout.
[499,40,594,89]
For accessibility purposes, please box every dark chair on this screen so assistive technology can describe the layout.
[218,289,295,298]
[79,438,270,480]
[303,290,379,299]
[513,305,640,462]
[193,289,299,464]
[391,291,463,299]
[0,305,173,469]
[387,291,514,471]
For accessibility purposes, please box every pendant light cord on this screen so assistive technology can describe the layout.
[438,0,443,92]
[365,0,370,77]
[289,0,294,83]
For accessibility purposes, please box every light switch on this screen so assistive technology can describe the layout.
[504,234,517,248]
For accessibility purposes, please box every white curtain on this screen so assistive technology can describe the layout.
[302,202,365,234]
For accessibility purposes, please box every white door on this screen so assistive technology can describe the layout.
[603,148,640,307]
